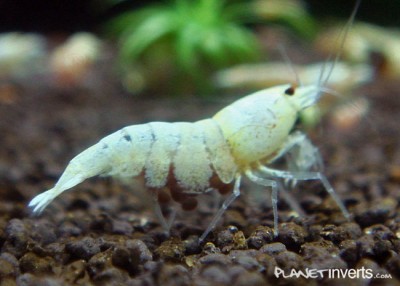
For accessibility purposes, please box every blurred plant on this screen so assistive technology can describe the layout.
[105,0,315,95]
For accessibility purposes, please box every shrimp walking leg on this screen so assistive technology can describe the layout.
[199,176,242,242]
[258,165,350,219]
[152,193,171,234]
[245,171,279,236]
[278,182,306,217]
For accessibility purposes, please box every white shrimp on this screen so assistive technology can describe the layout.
[29,0,361,241]
[28,83,350,241]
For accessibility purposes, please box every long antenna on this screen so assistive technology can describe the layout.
[319,0,362,88]
[277,44,302,87]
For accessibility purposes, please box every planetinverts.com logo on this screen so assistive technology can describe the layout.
[274,266,392,280]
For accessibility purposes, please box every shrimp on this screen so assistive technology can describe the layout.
[28,83,350,240]
[29,0,361,242]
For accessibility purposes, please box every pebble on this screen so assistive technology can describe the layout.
[198,264,232,285]
[157,264,190,286]
[384,251,400,278]
[112,239,152,274]
[259,242,287,256]
[63,259,88,284]
[199,253,231,266]
[320,222,362,244]
[4,219,29,257]
[65,236,101,260]
[19,252,54,274]
[92,266,130,285]
[231,253,260,271]
[301,241,347,270]
[354,198,397,227]
[154,237,185,261]
[247,226,274,249]
[0,252,20,277]
[278,222,308,250]
[30,220,57,245]
[364,224,395,240]
[216,228,234,248]
[233,270,266,286]
[339,239,359,265]
[183,235,201,255]
[202,242,220,255]
[88,249,113,277]
[274,251,304,271]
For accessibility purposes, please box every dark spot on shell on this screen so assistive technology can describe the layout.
[123,134,132,142]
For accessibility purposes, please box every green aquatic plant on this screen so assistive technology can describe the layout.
[106,0,315,94]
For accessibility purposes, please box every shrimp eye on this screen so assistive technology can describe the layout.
[284,86,295,96]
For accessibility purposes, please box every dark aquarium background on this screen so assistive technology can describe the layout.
[0,0,398,33]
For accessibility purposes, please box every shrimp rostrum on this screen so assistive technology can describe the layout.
[29,81,350,241]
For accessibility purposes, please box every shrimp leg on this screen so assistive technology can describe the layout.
[258,166,350,219]
[199,176,241,242]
